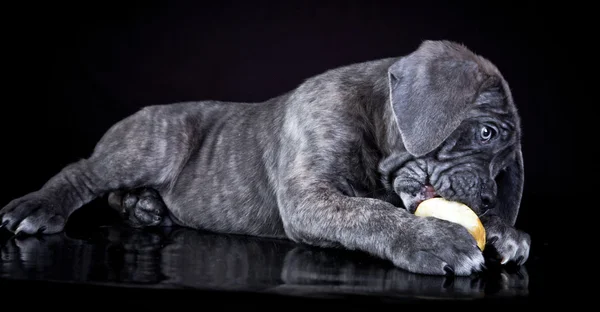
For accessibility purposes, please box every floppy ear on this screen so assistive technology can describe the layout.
[494,147,524,226]
[388,40,496,157]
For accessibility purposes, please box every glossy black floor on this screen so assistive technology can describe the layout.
[0,200,554,305]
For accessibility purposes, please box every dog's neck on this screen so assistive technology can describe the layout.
[362,65,407,158]
[352,64,412,193]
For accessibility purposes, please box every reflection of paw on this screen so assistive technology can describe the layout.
[277,246,529,299]
[108,188,166,228]
[0,192,66,235]
[484,265,530,297]
[392,216,485,276]
[486,226,531,266]
[1,233,72,279]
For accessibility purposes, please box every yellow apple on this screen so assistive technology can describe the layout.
[414,197,486,251]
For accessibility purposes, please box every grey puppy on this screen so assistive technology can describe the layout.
[0,40,530,276]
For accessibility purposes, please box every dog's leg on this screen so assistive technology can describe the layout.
[1,105,192,234]
[108,188,174,228]
[277,181,485,276]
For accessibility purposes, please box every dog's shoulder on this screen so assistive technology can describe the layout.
[284,57,400,111]
[302,57,400,88]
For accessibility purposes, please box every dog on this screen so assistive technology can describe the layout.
[0,40,531,276]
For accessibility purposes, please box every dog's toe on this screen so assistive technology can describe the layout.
[488,229,531,266]
[109,188,166,228]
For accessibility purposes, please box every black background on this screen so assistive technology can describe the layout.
[1,1,578,261]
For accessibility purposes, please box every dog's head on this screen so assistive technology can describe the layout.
[387,40,523,226]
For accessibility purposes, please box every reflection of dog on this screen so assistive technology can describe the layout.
[0,227,529,298]
[1,40,530,276]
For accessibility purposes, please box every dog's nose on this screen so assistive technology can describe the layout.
[479,179,497,212]
[480,191,496,211]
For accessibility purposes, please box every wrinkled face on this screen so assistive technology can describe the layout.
[393,89,521,216]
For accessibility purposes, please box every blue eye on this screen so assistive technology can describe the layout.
[480,126,494,142]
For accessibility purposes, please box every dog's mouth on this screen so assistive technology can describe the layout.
[411,184,442,213]
[422,184,439,201]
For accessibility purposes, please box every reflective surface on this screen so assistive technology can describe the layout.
[0,219,549,303]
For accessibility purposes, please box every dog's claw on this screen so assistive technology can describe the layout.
[443,265,455,276]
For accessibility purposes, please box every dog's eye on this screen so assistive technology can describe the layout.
[480,126,495,142]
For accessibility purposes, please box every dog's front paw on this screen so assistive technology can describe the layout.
[391,217,485,276]
[0,192,66,235]
[485,225,531,266]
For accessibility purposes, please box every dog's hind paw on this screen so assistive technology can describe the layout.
[108,188,168,228]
